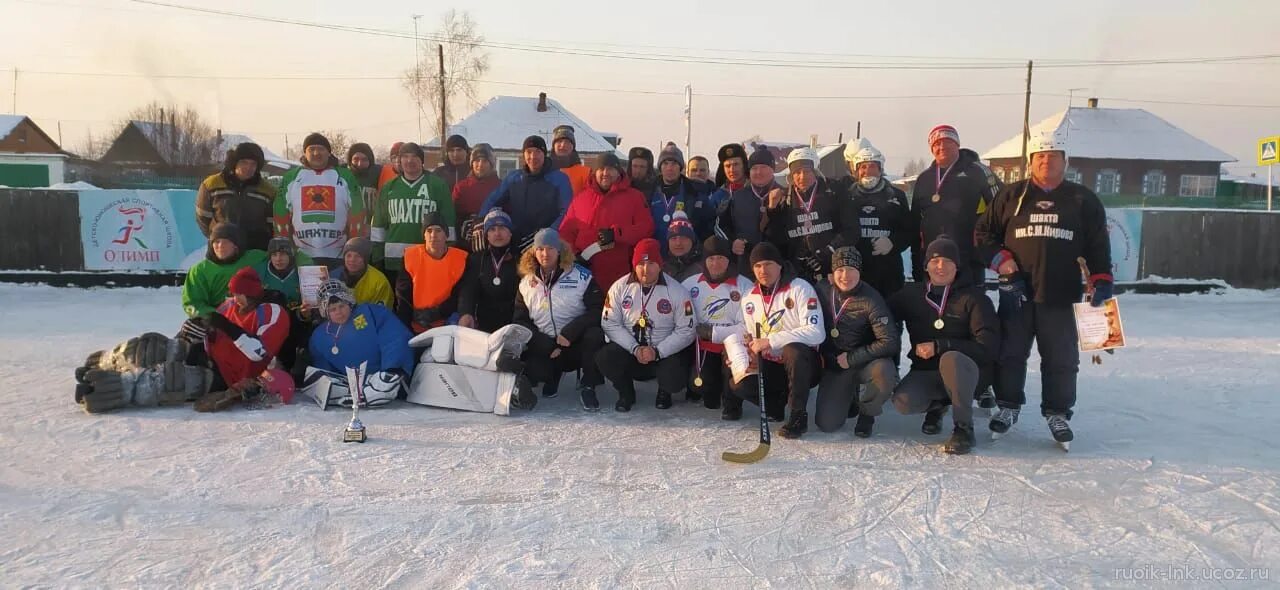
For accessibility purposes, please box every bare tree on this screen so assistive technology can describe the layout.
[402,10,491,139]
[902,157,930,177]
[284,130,351,162]
[72,129,113,160]
[117,101,219,166]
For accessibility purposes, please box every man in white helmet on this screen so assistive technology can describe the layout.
[762,146,849,285]
[839,139,912,298]
[976,132,1112,449]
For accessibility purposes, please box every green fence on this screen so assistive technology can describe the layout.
[1099,194,1269,210]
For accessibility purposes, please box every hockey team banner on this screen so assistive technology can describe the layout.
[78,189,206,271]
[1105,208,1143,282]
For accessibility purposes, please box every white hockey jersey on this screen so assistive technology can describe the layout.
[602,273,695,359]
[738,276,825,363]
[518,264,593,338]
[682,273,753,353]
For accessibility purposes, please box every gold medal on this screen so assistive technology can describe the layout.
[933,318,944,330]
[637,316,647,329]
[830,328,839,338]
[693,377,704,387]
[931,193,941,203]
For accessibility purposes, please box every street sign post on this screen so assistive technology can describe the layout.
[1259,136,1279,212]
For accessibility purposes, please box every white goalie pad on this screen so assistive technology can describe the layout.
[406,363,515,415]
[299,367,402,410]
[408,324,533,370]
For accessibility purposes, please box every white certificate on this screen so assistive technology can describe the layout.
[1073,298,1126,352]
[299,265,330,308]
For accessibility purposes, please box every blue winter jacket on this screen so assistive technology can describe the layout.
[647,176,715,243]
[480,160,573,245]
[309,303,415,376]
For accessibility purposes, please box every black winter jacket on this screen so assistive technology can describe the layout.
[762,177,850,281]
[887,276,999,372]
[816,280,899,369]
[457,246,520,333]
[908,148,1002,281]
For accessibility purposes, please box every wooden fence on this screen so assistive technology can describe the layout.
[0,189,84,271]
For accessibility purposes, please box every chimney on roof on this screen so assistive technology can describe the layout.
[537,92,548,112]
[1087,97,1099,108]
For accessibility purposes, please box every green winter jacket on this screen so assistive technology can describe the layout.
[182,249,269,317]
[253,251,314,310]
[370,173,454,271]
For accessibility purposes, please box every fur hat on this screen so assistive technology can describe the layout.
[225,142,265,173]
[628,146,654,164]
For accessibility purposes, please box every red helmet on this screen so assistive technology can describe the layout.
[259,368,295,404]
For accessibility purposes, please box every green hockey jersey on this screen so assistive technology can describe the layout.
[370,173,455,271]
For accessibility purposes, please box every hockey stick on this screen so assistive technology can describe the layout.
[722,326,771,464]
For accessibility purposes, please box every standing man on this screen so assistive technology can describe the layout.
[480,135,574,252]
[723,242,824,437]
[977,133,1113,449]
[514,228,606,406]
[888,236,999,455]
[814,247,899,438]
[762,147,847,286]
[559,153,655,291]
[687,155,714,190]
[346,142,382,231]
[662,213,704,282]
[909,124,1002,284]
[628,146,658,197]
[551,125,592,196]
[457,209,520,333]
[682,236,754,411]
[597,238,696,412]
[370,142,453,321]
[197,142,276,251]
[841,139,912,298]
[433,134,471,192]
[716,146,783,276]
[452,143,502,246]
[274,132,365,268]
[649,142,715,241]
[708,143,748,209]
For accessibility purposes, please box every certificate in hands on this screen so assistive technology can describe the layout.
[1073,298,1126,352]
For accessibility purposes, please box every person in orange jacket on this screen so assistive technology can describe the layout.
[551,125,591,196]
[399,210,468,333]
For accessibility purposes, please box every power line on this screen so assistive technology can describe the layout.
[128,1,1280,71]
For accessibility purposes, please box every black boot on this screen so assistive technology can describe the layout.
[944,423,976,455]
[655,390,673,409]
[922,403,948,435]
[579,385,600,412]
[779,411,808,439]
[721,393,742,420]
[512,375,537,410]
[854,414,875,438]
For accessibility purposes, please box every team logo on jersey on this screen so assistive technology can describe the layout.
[621,296,633,310]
[704,298,731,320]
[889,197,902,206]
[689,287,699,298]
[657,299,672,314]
[809,316,819,325]
[785,298,793,309]
[354,314,368,330]
[862,205,876,214]
[807,297,818,310]
[730,290,740,302]
[745,302,755,316]
[1035,200,1056,210]
[766,310,785,327]
[301,185,337,224]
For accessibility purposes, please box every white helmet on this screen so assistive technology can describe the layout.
[848,144,885,169]
[842,137,872,162]
[786,146,820,170]
[1027,131,1068,160]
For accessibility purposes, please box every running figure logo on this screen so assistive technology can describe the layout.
[111,206,148,248]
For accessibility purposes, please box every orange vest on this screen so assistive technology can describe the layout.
[376,163,397,191]
[403,245,468,328]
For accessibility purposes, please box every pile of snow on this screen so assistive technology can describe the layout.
[44,181,100,190]
[1,285,1277,586]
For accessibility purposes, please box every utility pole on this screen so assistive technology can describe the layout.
[11,68,17,114]
[856,121,861,140]
[1020,60,1034,180]
[412,15,423,141]
[438,44,447,151]
[683,84,692,160]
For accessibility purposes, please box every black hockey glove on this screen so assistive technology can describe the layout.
[1091,280,1114,307]
[206,313,245,339]
[413,307,441,327]
[998,273,1028,313]
[597,228,616,247]
[178,317,208,343]
[802,255,823,275]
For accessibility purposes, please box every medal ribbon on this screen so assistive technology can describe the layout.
[925,282,951,324]
[830,290,855,331]
[935,163,956,195]
[489,247,507,279]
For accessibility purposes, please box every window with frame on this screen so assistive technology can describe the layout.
[1066,167,1082,184]
[498,157,519,176]
[1095,169,1121,195]
[1179,174,1217,197]
[992,166,1004,183]
[1141,170,1166,196]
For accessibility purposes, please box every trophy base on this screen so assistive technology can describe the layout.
[343,427,367,443]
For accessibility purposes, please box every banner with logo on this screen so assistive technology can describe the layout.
[79,190,206,271]
[1105,208,1143,282]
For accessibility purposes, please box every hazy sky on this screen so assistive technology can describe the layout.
[3,0,1277,176]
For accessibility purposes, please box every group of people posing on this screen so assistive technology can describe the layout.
[178,121,1114,455]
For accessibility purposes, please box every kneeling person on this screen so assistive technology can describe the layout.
[514,229,606,408]
[303,279,415,408]
[887,237,998,455]
[597,238,696,412]
[194,267,291,412]
[682,236,753,409]
[814,247,899,438]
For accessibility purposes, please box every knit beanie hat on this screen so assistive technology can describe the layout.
[228,266,264,299]
[928,124,960,147]
[341,237,372,262]
[632,238,663,268]
[832,246,863,271]
[657,142,685,169]
[925,235,960,263]
[666,212,696,241]
[445,134,470,151]
[267,236,294,256]
[748,146,776,170]
[398,142,425,162]
[482,208,512,232]
[702,236,731,260]
[470,143,495,165]
[532,228,561,250]
[422,211,448,231]
[595,152,626,176]
[303,132,331,152]
[209,222,245,251]
[522,135,548,153]
[552,125,576,147]
[749,241,783,266]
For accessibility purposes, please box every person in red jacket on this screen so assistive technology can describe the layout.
[559,153,655,290]
[193,266,291,412]
[453,143,501,250]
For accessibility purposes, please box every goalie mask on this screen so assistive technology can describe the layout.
[317,279,356,319]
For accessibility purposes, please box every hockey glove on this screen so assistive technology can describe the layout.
[1091,279,1114,307]
[178,317,208,343]
[206,313,245,338]
[998,273,1027,313]
[412,307,441,327]
[871,236,893,256]
[802,255,823,275]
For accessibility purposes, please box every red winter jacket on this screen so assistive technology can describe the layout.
[207,299,290,387]
[560,175,655,290]
[452,173,502,221]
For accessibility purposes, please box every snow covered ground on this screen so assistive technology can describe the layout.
[1,284,1277,588]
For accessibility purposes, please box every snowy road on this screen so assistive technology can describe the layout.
[1,285,1277,588]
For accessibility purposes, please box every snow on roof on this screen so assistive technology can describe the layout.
[0,115,26,140]
[427,96,616,153]
[816,144,844,159]
[218,133,293,169]
[982,107,1236,163]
